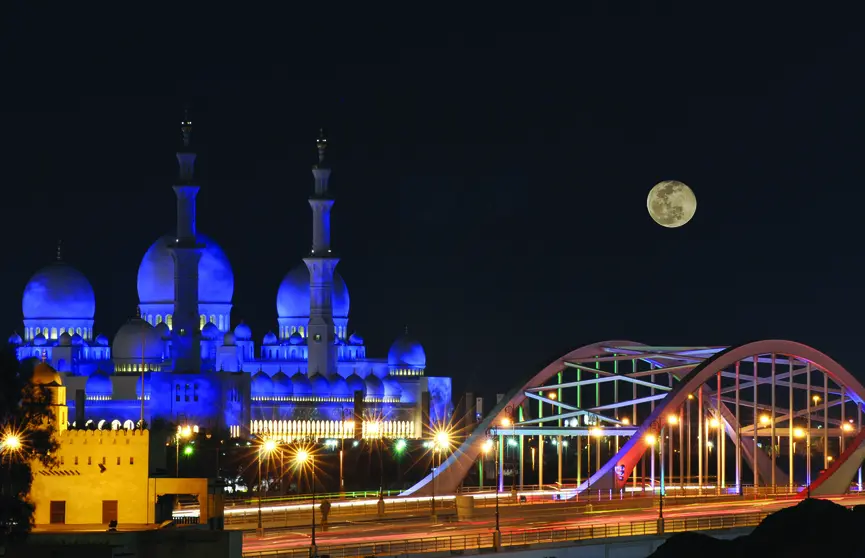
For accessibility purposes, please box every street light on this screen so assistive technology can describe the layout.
[175,425,193,477]
[431,428,451,521]
[293,447,316,555]
[257,439,278,537]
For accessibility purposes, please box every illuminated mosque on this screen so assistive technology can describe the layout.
[7,120,452,441]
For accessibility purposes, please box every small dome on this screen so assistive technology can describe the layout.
[329,374,350,397]
[7,333,22,346]
[112,317,164,362]
[201,322,220,340]
[58,332,72,346]
[272,371,292,396]
[309,373,330,397]
[154,322,171,340]
[70,333,84,346]
[32,333,47,346]
[95,333,109,346]
[137,233,234,306]
[289,331,304,345]
[263,331,278,346]
[251,371,273,398]
[33,362,61,385]
[135,373,151,398]
[290,372,312,396]
[277,263,350,319]
[388,333,427,369]
[365,375,384,397]
[234,322,252,340]
[346,373,366,396]
[86,370,112,396]
[348,332,364,345]
[23,262,95,321]
[223,331,236,346]
[383,376,403,398]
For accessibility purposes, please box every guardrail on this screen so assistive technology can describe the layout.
[241,511,767,557]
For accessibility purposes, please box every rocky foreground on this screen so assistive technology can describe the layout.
[650,498,865,558]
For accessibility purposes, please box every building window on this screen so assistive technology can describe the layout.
[176,384,181,402]
[59,327,65,336]
[218,315,224,330]
[193,384,199,402]
[200,315,206,330]
[76,327,82,336]
[88,457,92,465]
[74,456,78,465]
[116,457,121,465]
[299,326,305,337]
[166,314,173,329]
[130,457,134,465]
[210,314,216,325]
[156,315,163,325]
[60,456,64,465]
[49,501,66,524]
[50,328,57,340]
[102,457,106,465]
[185,384,190,402]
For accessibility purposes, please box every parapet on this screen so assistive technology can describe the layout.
[58,429,150,442]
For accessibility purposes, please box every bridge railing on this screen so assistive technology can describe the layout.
[240,511,768,557]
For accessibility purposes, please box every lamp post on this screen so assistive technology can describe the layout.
[175,425,192,477]
[293,448,316,555]
[1,430,23,497]
[257,439,277,537]
[432,429,450,522]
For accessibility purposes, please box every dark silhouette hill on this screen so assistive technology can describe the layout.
[650,498,865,558]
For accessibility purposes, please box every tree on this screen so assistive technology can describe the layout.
[0,349,60,544]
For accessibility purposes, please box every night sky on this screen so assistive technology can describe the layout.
[2,9,864,397]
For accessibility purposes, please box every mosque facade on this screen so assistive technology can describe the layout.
[8,122,452,442]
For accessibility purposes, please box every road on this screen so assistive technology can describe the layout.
[242,493,865,554]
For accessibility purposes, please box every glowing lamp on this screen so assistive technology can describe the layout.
[812,395,821,404]
[759,415,770,426]
[827,455,834,462]
[295,449,310,465]
[687,394,694,400]
[548,392,557,401]
[183,445,193,456]
[507,438,518,448]
[794,427,805,439]
[667,415,678,425]
[262,439,277,454]
[482,439,494,453]
[395,439,407,453]
[500,417,512,428]
[434,430,450,449]
[644,434,656,446]
[621,417,630,426]
[843,423,854,433]
[2,434,21,451]
[709,418,720,429]
[590,427,602,437]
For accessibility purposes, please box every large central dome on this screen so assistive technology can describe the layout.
[137,233,234,305]
[277,263,349,318]
[23,262,95,320]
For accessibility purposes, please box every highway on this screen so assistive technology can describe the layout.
[241,493,865,554]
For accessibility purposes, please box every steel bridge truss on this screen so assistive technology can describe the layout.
[404,340,865,499]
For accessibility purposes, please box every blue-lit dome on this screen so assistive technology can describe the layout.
[289,331,303,345]
[223,331,236,346]
[32,333,47,346]
[201,322,220,341]
[309,373,330,397]
[329,374,350,397]
[346,373,365,396]
[234,323,252,341]
[113,318,164,362]
[387,333,426,369]
[7,333,22,346]
[86,370,112,397]
[58,332,72,346]
[365,375,384,397]
[383,377,403,398]
[251,371,273,398]
[70,333,84,346]
[137,233,234,305]
[154,322,170,340]
[276,264,349,319]
[263,331,278,346]
[291,372,312,396]
[23,262,96,320]
[95,334,109,346]
[348,332,364,345]
[272,371,292,396]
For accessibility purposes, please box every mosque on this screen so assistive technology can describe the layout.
[7,120,452,442]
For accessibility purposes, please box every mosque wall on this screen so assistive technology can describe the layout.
[30,429,151,525]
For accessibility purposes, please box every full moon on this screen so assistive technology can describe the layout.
[647,180,697,228]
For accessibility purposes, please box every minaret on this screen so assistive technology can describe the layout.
[168,109,204,373]
[303,130,339,377]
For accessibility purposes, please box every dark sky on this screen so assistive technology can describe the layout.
[2,8,864,396]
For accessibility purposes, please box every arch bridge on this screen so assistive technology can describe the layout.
[404,340,865,499]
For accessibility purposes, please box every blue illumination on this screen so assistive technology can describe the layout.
[23,262,95,320]
[137,233,234,306]
[387,334,426,369]
[276,264,349,319]
[427,376,453,424]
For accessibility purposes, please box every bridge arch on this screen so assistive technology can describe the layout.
[405,339,865,498]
